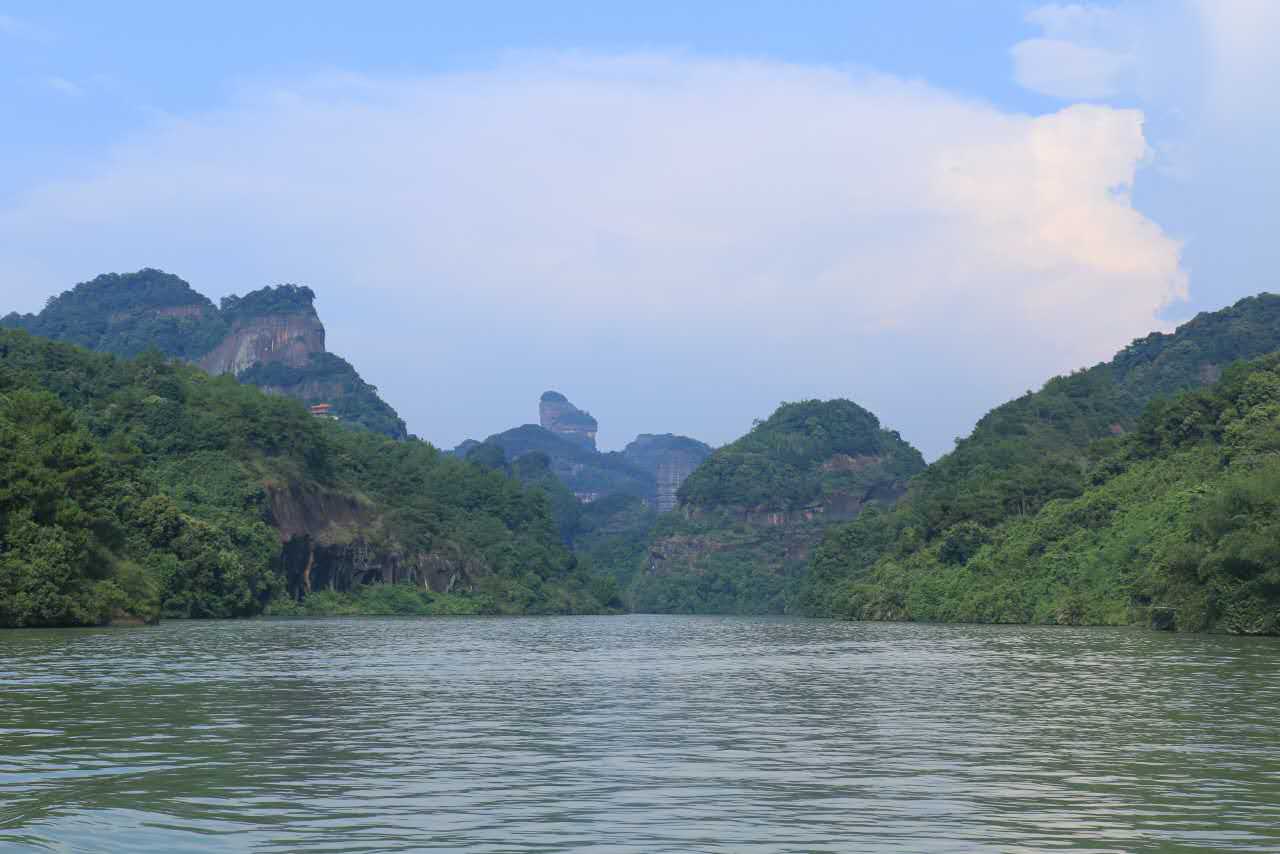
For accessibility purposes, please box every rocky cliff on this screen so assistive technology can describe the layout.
[266,481,483,599]
[622,434,713,513]
[2,270,406,438]
[197,311,325,376]
[539,391,598,450]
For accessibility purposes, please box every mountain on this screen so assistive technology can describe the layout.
[454,390,713,509]
[803,293,1280,633]
[539,391,598,450]
[0,328,612,627]
[812,354,1280,634]
[621,433,714,513]
[465,423,653,502]
[628,399,925,614]
[2,269,406,438]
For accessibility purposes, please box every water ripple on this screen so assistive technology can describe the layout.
[1,616,1278,852]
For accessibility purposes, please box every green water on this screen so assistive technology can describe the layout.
[1,616,1278,852]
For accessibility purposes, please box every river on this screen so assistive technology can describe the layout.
[2,616,1278,852]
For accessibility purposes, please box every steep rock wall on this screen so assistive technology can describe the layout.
[197,312,325,376]
[539,391,598,450]
[265,480,485,600]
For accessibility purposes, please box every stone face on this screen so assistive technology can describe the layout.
[196,312,325,376]
[539,390,598,450]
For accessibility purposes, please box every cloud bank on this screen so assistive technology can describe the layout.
[0,56,1186,456]
[1012,2,1279,326]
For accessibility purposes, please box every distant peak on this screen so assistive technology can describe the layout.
[538,390,597,451]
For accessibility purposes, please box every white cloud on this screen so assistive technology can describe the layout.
[1012,37,1134,99]
[0,56,1186,455]
[1008,3,1279,332]
[1012,4,1140,100]
[44,76,83,97]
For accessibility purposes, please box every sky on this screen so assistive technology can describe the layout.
[2,1,1278,458]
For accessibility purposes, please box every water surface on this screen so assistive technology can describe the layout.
[2,616,1278,852]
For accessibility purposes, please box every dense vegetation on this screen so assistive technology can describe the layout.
[0,330,612,627]
[803,294,1280,633]
[218,283,316,324]
[679,399,924,510]
[239,352,406,438]
[3,270,407,439]
[12,268,1280,634]
[621,434,712,472]
[626,400,926,615]
[630,512,820,614]
[808,354,1280,633]
[2,269,226,360]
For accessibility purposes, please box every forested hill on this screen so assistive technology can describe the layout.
[2,269,406,438]
[0,329,615,627]
[677,399,925,512]
[804,292,1280,633]
[627,399,925,614]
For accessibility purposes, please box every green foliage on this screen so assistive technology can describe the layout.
[219,284,316,324]
[239,352,407,438]
[626,399,925,615]
[807,292,1280,629]
[2,269,226,360]
[465,440,509,472]
[678,399,924,510]
[0,390,130,626]
[0,329,612,626]
[570,493,657,591]
[265,583,487,617]
[629,511,814,614]
[812,352,1280,634]
[5,270,408,439]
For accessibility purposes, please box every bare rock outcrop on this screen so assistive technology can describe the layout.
[539,391,598,450]
[197,312,325,376]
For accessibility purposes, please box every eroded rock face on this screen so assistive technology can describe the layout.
[622,433,713,513]
[197,312,325,376]
[267,481,486,599]
[280,537,484,599]
[539,391,598,450]
[265,481,370,542]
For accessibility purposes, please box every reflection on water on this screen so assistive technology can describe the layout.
[1,616,1278,852]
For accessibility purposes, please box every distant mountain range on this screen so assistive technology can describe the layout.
[453,389,712,512]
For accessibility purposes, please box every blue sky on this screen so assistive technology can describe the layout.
[2,2,1054,202]
[2,1,1278,457]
